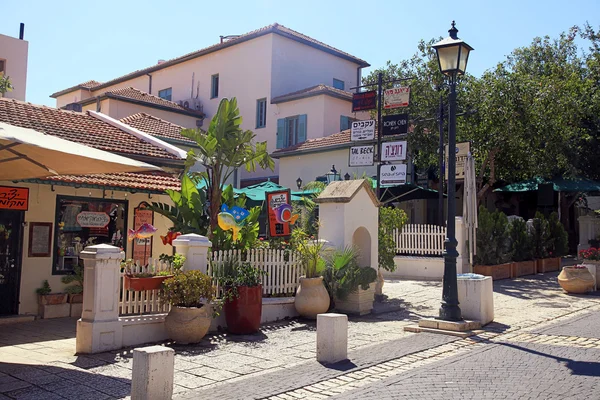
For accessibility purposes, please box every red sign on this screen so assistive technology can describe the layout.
[266,190,291,238]
[352,90,377,112]
[383,87,410,109]
[0,186,29,211]
[133,203,154,265]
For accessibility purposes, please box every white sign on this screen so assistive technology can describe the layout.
[349,145,374,167]
[379,164,407,186]
[383,87,410,109]
[381,140,407,162]
[351,120,375,141]
[76,212,110,228]
[445,142,471,180]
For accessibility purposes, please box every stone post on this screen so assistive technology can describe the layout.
[317,313,348,364]
[173,233,212,273]
[455,217,469,274]
[577,216,600,254]
[132,346,175,400]
[76,244,124,354]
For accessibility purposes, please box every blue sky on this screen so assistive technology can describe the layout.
[3,0,599,106]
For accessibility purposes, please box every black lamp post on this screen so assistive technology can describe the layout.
[432,21,473,322]
[296,177,303,190]
[344,172,351,181]
[325,165,340,184]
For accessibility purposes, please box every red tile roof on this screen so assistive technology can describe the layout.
[41,171,181,193]
[271,84,353,104]
[0,98,179,161]
[50,80,103,98]
[120,113,196,145]
[272,130,353,157]
[102,87,204,117]
[50,23,369,97]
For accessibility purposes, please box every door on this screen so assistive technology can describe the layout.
[0,211,23,315]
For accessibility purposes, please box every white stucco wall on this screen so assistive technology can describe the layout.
[56,89,94,108]
[0,33,28,101]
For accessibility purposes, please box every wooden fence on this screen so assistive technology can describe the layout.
[119,258,172,316]
[393,224,446,256]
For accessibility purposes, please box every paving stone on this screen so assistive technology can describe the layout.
[3,386,63,400]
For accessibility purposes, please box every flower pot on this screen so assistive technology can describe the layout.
[558,267,595,294]
[335,285,375,316]
[124,275,172,291]
[473,263,513,281]
[294,277,330,319]
[164,305,211,344]
[38,293,68,305]
[224,285,263,334]
[511,260,536,278]
[68,293,83,304]
[537,257,561,273]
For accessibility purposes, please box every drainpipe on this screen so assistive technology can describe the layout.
[147,74,152,94]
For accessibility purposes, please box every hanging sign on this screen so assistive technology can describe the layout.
[352,90,377,112]
[445,141,471,180]
[383,87,410,109]
[382,114,409,136]
[351,120,375,141]
[76,212,110,228]
[0,186,29,211]
[349,145,374,167]
[133,203,154,265]
[266,190,292,237]
[381,141,407,162]
[379,164,407,186]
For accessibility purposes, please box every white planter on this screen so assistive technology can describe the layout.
[334,285,375,316]
[457,274,494,325]
[581,260,600,291]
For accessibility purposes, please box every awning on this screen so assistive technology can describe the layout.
[380,183,446,204]
[494,177,600,193]
[197,180,302,202]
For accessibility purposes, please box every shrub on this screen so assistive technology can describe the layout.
[36,280,52,295]
[547,212,568,257]
[323,247,377,301]
[290,227,326,278]
[61,265,84,295]
[475,206,511,265]
[508,218,533,262]
[160,270,215,308]
[531,212,552,259]
[378,207,408,272]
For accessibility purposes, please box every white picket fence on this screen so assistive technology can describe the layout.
[119,249,303,316]
[393,224,447,256]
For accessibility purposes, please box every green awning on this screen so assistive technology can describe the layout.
[235,181,302,202]
[494,177,600,193]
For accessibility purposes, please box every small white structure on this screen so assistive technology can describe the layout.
[132,345,174,400]
[316,313,348,363]
[578,215,600,254]
[457,274,494,325]
[172,233,212,273]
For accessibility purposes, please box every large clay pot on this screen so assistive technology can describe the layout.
[224,285,262,334]
[164,305,211,344]
[557,267,595,294]
[294,277,330,319]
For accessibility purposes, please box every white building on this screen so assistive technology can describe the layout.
[50,23,370,186]
[0,24,28,101]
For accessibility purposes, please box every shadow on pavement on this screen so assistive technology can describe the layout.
[318,359,358,371]
[493,272,563,300]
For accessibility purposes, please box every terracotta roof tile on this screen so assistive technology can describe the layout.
[79,80,102,89]
[0,98,178,160]
[272,130,352,157]
[42,171,181,192]
[120,113,196,145]
[100,87,204,116]
[50,80,103,98]
[271,84,353,104]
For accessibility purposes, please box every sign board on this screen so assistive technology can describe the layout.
[76,211,110,228]
[445,141,471,180]
[28,222,52,257]
[133,203,154,265]
[381,141,407,162]
[351,120,375,141]
[266,190,291,237]
[382,114,409,136]
[379,164,407,186]
[0,186,29,211]
[352,90,377,112]
[383,87,410,109]
[349,145,374,167]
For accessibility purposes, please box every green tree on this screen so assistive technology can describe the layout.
[378,206,408,271]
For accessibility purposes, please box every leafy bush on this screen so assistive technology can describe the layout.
[61,265,84,295]
[547,212,568,257]
[508,218,533,262]
[531,212,552,259]
[36,280,52,295]
[160,270,216,308]
[475,206,511,265]
[378,207,408,272]
[323,247,377,301]
[290,227,326,278]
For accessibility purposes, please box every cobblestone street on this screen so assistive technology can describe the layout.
[1,272,600,399]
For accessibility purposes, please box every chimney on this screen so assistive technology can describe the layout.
[157,59,166,65]
[19,23,24,40]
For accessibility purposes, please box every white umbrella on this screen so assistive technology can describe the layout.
[0,122,162,180]
[462,152,478,270]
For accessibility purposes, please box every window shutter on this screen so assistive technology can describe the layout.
[340,115,350,131]
[276,118,285,149]
[298,114,307,143]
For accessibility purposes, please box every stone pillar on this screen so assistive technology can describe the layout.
[173,233,212,273]
[577,216,598,254]
[457,275,494,325]
[455,217,469,274]
[316,313,348,364]
[132,346,175,400]
[76,244,124,354]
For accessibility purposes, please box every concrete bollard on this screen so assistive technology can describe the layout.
[132,346,175,400]
[457,274,494,325]
[317,313,348,364]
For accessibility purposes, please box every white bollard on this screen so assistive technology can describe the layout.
[317,313,348,364]
[457,274,494,325]
[132,346,175,400]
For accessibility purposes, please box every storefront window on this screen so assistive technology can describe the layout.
[53,196,127,275]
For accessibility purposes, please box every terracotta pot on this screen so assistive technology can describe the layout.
[68,293,84,303]
[294,277,330,319]
[224,285,262,334]
[537,257,561,273]
[473,263,513,281]
[38,293,68,305]
[164,305,211,344]
[558,267,595,294]
[124,275,172,291]
[511,261,536,278]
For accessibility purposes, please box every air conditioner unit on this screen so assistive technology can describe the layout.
[179,98,203,112]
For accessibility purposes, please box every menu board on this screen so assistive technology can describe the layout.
[28,222,52,257]
[133,203,154,265]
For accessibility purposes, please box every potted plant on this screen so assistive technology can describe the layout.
[558,265,595,294]
[218,259,266,334]
[508,218,536,278]
[36,280,69,319]
[579,247,600,289]
[160,270,216,344]
[324,247,377,315]
[292,228,330,319]
[61,265,84,317]
[473,207,513,280]
[122,257,178,291]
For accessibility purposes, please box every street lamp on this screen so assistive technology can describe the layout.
[296,177,303,190]
[325,165,340,184]
[344,172,351,181]
[432,21,473,322]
